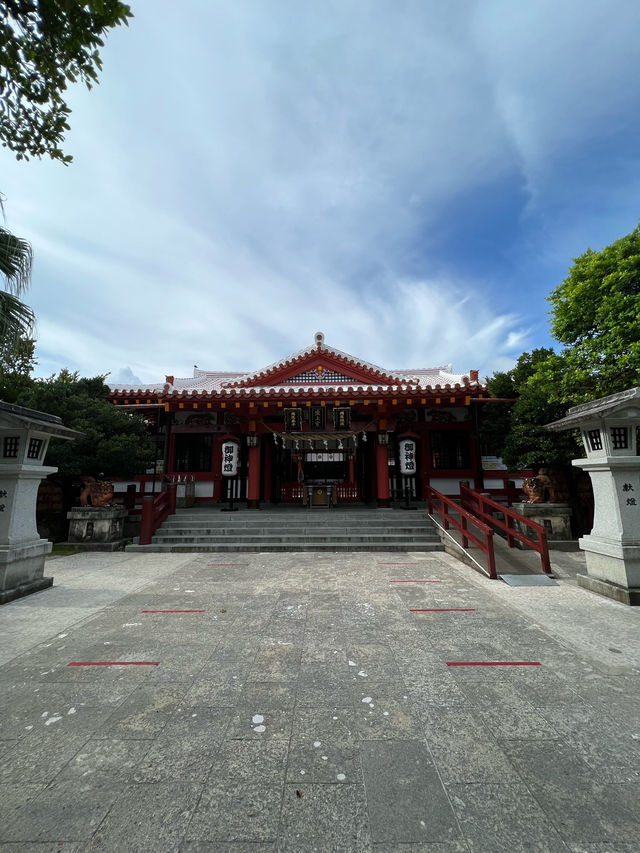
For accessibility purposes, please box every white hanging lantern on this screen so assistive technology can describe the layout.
[399,438,417,476]
[221,439,239,477]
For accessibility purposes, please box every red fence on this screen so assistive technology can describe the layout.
[280,483,305,502]
[481,471,534,507]
[139,484,177,545]
[336,483,360,502]
[280,482,361,503]
[426,485,497,579]
[459,483,551,575]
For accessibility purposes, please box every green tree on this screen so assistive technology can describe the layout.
[0,3,132,353]
[21,370,155,478]
[478,371,515,459]
[479,348,556,461]
[483,225,640,469]
[0,334,36,403]
[0,220,35,348]
[0,0,132,163]
[500,352,582,469]
[548,224,640,401]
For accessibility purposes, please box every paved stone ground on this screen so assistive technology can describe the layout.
[1,548,639,852]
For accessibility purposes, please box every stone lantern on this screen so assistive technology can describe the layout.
[0,401,80,604]
[547,387,640,605]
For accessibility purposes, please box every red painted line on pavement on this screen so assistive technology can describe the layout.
[67,661,160,667]
[446,661,541,667]
[141,609,205,613]
[411,608,475,612]
[389,580,442,583]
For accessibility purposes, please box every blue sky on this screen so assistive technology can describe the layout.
[2,0,640,386]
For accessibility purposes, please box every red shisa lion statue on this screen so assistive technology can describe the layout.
[79,476,114,507]
[522,467,566,503]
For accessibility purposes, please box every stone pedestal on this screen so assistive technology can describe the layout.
[0,402,80,604]
[67,506,128,551]
[547,386,640,605]
[512,502,572,546]
[0,537,54,604]
[573,457,640,605]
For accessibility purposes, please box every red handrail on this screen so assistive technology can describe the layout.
[139,483,177,545]
[481,471,534,506]
[426,485,497,579]
[459,483,551,574]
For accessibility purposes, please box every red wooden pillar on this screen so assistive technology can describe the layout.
[167,431,176,476]
[376,441,390,508]
[470,404,484,491]
[470,425,483,491]
[247,440,261,509]
[263,437,272,503]
[212,436,222,502]
[420,430,431,497]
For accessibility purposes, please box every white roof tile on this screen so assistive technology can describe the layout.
[108,336,479,395]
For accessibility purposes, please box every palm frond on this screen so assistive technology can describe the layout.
[0,226,33,296]
[0,291,36,350]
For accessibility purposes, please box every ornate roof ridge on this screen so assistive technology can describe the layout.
[224,332,407,388]
[393,366,452,373]
[107,335,484,396]
[193,369,246,378]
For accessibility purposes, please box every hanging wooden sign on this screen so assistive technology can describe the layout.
[310,407,325,430]
[332,408,351,430]
[284,408,303,431]
[221,440,239,477]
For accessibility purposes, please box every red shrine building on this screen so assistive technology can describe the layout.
[108,333,490,508]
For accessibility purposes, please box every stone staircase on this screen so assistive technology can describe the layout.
[126,506,443,553]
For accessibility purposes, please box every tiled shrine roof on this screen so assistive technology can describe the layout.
[108,333,484,399]
[546,386,640,430]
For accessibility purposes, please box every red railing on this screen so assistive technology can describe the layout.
[481,471,534,507]
[280,482,361,503]
[281,483,305,502]
[336,483,360,502]
[459,483,551,574]
[111,481,164,514]
[139,483,177,545]
[426,485,497,579]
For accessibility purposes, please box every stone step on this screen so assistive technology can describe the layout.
[151,533,438,544]
[125,541,443,553]
[129,507,443,554]
[154,526,437,537]
[170,504,426,524]
[162,516,431,530]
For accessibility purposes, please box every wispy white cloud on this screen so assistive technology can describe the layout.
[472,0,640,213]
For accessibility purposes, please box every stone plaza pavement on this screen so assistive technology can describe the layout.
[1,548,639,853]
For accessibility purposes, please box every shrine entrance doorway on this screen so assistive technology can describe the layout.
[268,438,370,506]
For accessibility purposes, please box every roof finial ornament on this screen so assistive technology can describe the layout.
[314,331,324,349]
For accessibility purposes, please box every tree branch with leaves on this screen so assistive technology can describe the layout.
[0,217,35,348]
[0,0,132,163]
